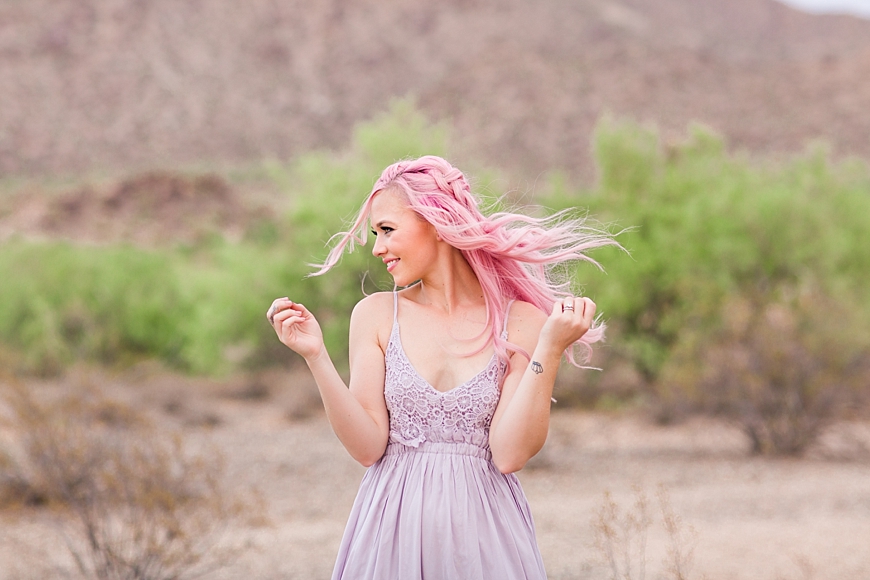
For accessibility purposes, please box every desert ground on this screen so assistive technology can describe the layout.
[2,368,868,580]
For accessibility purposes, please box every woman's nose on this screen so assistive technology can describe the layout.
[372,235,385,256]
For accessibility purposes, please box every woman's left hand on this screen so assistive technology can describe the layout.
[537,296,596,355]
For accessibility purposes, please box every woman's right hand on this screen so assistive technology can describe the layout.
[267,298,325,361]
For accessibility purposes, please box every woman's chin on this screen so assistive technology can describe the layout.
[391,275,420,288]
[389,269,408,286]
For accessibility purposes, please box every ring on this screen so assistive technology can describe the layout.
[267,306,277,324]
[563,304,574,312]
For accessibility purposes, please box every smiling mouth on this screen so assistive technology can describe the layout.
[386,259,399,272]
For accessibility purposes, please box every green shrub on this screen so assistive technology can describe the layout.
[0,243,183,373]
[548,120,870,377]
[2,105,869,457]
[545,118,870,451]
[0,100,455,375]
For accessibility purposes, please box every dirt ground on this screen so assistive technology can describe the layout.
[1,369,869,580]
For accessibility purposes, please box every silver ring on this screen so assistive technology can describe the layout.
[563,304,574,312]
[267,306,277,324]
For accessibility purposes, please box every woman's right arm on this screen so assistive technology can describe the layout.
[269,295,390,466]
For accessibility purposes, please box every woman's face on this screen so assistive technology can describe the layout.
[369,188,439,286]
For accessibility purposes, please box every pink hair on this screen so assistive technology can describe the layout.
[311,155,619,370]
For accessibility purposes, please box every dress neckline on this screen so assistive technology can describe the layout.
[390,321,498,395]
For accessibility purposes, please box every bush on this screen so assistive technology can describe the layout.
[550,121,870,376]
[0,100,458,375]
[0,375,258,579]
[2,105,869,457]
[545,119,870,452]
[0,243,185,374]
[666,288,870,455]
[0,240,287,375]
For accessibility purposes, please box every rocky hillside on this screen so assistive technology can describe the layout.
[2,0,869,178]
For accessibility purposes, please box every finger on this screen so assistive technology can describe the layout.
[272,305,302,325]
[550,300,562,318]
[266,297,291,321]
[562,295,576,315]
[273,298,296,312]
[281,314,305,327]
[292,303,314,320]
[269,297,290,308]
[581,297,596,325]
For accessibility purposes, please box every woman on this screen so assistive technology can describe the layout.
[266,156,615,579]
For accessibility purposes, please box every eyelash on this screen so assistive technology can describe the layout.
[371,227,394,236]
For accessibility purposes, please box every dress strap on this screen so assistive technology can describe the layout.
[392,291,399,324]
[502,299,516,338]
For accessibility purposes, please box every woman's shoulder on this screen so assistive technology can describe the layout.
[352,291,395,320]
[505,300,548,344]
[350,292,396,349]
[507,299,547,322]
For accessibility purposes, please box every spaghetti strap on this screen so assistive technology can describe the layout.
[502,299,515,338]
[392,290,398,324]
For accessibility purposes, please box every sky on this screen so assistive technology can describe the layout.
[776,0,870,17]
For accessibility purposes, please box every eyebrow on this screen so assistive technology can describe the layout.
[374,220,394,228]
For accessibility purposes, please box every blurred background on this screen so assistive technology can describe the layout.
[1,1,869,579]
[2,0,870,178]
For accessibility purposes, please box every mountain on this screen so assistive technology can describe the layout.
[1,0,869,178]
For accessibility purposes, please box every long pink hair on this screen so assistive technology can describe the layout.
[311,155,619,369]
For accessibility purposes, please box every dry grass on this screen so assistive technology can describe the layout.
[658,486,698,580]
[2,390,870,579]
[592,485,700,580]
[0,373,264,580]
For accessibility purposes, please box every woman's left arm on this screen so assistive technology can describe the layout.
[489,296,596,474]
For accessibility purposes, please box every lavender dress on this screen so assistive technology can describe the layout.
[331,294,547,580]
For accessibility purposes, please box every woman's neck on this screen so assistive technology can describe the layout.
[415,247,483,315]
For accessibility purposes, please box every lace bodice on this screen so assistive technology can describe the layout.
[383,298,508,449]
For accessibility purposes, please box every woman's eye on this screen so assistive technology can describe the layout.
[370,229,377,237]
